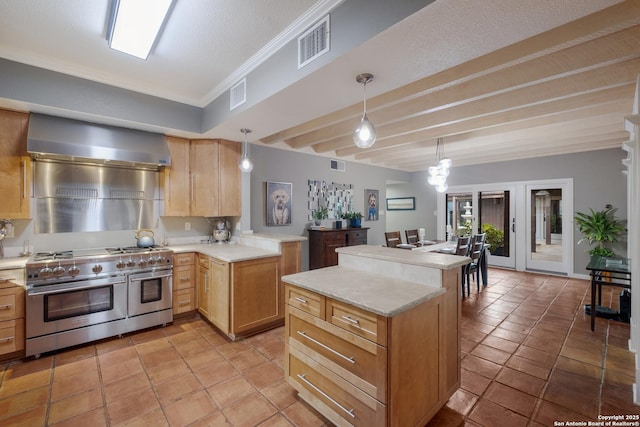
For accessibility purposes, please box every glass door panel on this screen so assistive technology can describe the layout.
[478,190,515,268]
[446,193,473,240]
[526,186,569,274]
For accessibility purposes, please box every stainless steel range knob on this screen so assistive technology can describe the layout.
[116,260,126,269]
[52,265,66,277]
[148,257,157,265]
[68,265,80,277]
[39,266,53,279]
[138,259,148,268]
[92,264,103,274]
[126,259,136,268]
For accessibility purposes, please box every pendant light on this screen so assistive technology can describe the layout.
[353,73,376,148]
[427,137,452,193]
[238,128,253,173]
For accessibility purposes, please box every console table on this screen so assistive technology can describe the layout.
[308,228,368,270]
[585,256,631,331]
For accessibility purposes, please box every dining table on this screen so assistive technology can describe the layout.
[412,240,490,286]
[585,255,631,331]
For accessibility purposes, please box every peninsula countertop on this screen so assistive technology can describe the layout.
[282,266,445,317]
[168,242,280,263]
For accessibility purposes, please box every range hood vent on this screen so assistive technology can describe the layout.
[27,113,171,169]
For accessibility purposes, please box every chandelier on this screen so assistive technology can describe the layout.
[427,137,452,193]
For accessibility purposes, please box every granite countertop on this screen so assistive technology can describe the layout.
[282,266,445,317]
[336,245,470,270]
[169,243,280,262]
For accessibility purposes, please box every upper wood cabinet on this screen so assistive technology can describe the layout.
[163,137,241,217]
[0,110,30,219]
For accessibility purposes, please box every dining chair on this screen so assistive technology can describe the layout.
[405,229,419,245]
[465,233,486,296]
[385,231,402,248]
[455,236,472,297]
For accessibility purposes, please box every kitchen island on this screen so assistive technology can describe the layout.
[282,245,469,427]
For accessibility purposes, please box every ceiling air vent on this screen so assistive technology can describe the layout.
[298,15,330,69]
[230,78,246,110]
[330,158,345,172]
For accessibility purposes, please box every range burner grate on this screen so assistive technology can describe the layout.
[105,246,163,255]
[32,251,73,261]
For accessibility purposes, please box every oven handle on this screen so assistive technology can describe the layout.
[27,276,126,296]
[128,271,173,282]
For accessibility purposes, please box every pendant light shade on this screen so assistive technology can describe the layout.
[353,73,376,148]
[238,128,253,173]
[428,137,452,192]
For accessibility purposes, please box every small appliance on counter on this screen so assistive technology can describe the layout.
[212,218,231,243]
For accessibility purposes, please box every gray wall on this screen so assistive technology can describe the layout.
[246,144,409,271]
[385,180,438,240]
[432,148,628,275]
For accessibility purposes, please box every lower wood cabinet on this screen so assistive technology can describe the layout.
[197,255,281,340]
[0,278,25,359]
[284,273,460,427]
[173,252,196,316]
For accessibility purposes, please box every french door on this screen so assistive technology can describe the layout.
[438,179,573,274]
[440,184,516,269]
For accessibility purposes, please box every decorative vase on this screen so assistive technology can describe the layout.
[349,218,362,228]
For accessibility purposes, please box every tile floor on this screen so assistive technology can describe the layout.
[0,268,637,426]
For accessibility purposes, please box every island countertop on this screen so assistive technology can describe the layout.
[281,265,445,317]
[336,244,470,270]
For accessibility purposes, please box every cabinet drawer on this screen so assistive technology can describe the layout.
[347,230,367,245]
[173,289,195,314]
[288,348,385,427]
[286,285,325,319]
[327,299,387,346]
[174,253,195,266]
[288,306,387,403]
[174,265,194,290]
[0,319,25,354]
[198,256,210,268]
[0,286,24,321]
[323,232,347,244]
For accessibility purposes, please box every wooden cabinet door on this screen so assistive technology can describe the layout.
[324,237,346,267]
[231,257,279,335]
[164,136,191,216]
[190,139,219,217]
[208,258,230,333]
[197,261,210,319]
[217,139,241,216]
[0,110,30,219]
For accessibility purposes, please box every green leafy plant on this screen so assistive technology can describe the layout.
[341,212,362,219]
[574,206,626,257]
[313,207,328,221]
[481,223,504,255]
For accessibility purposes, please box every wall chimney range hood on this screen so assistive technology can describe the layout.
[27,113,170,169]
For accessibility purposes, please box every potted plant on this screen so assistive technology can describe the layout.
[574,206,626,257]
[313,207,328,226]
[481,223,505,256]
[342,212,363,228]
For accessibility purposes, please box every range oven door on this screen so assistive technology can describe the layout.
[26,276,127,339]
[128,270,173,317]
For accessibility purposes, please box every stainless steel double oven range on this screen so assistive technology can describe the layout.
[25,246,173,357]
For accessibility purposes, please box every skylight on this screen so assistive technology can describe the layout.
[107,0,174,60]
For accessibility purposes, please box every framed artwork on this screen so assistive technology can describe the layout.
[365,189,379,221]
[387,196,415,211]
[266,181,292,226]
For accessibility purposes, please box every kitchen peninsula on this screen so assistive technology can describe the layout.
[282,245,469,427]
[171,233,305,341]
